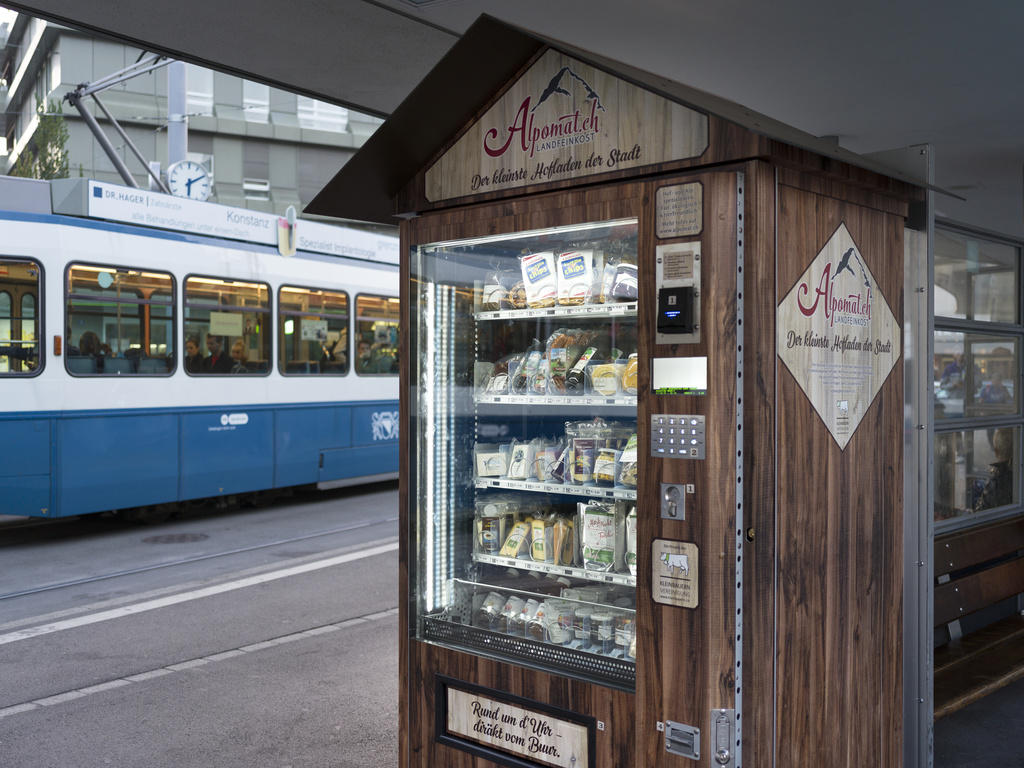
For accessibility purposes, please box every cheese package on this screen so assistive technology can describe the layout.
[520,251,558,308]
[499,521,532,557]
[557,250,595,305]
[622,353,638,394]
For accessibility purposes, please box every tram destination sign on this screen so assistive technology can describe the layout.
[425,49,708,201]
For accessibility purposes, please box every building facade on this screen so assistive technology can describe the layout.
[1,13,382,215]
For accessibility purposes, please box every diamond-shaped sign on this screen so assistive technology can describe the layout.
[777,223,900,450]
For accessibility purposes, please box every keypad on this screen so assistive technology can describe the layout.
[651,414,705,459]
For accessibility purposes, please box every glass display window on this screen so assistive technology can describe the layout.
[411,217,640,689]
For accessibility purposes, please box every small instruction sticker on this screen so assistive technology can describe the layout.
[652,539,699,609]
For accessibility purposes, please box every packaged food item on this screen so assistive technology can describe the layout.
[572,605,594,645]
[526,601,548,642]
[622,353,638,394]
[500,595,525,634]
[594,448,620,486]
[520,251,558,308]
[475,444,507,477]
[552,516,574,565]
[506,441,533,480]
[599,261,618,304]
[481,269,508,311]
[625,506,638,576]
[547,601,575,645]
[571,438,596,484]
[509,281,527,309]
[614,613,635,650]
[549,445,570,484]
[581,502,616,571]
[509,598,540,636]
[531,517,553,562]
[610,262,638,301]
[556,250,595,305]
[565,346,599,393]
[511,347,543,394]
[533,443,559,482]
[475,591,506,630]
[546,329,593,394]
[592,612,615,653]
[589,362,622,396]
[499,521,532,557]
[617,434,638,488]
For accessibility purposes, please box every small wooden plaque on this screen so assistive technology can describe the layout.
[652,539,699,608]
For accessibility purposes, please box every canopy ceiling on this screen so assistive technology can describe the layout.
[5,0,1023,236]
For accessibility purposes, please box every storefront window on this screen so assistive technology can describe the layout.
[933,225,1023,530]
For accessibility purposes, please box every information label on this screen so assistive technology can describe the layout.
[445,687,589,768]
[656,182,703,239]
[776,222,900,450]
[652,539,699,608]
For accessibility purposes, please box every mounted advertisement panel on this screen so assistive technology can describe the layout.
[777,222,901,450]
[425,48,709,202]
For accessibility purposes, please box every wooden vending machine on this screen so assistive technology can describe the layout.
[309,16,920,768]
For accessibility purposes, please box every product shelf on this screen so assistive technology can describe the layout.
[475,393,637,407]
[472,552,636,586]
[474,476,637,501]
[474,302,637,322]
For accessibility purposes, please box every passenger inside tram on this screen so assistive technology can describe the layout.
[202,333,232,374]
[229,339,248,374]
[184,335,203,373]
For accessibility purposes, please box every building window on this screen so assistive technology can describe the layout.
[65,263,175,375]
[934,225,1024,531]
[278,286,349,375]
[296,96,348,132]
[185,63,214,116]
[243,80,269,123]
[184,276,270,375]
[354,294,398,375]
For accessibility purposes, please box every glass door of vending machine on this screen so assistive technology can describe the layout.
[412,218,640,690]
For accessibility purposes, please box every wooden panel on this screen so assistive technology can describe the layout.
[775,182,904,768]
[934,516,1024,577]
[636,169,738,768]
[933,615,1024,718]
[934,556,1024,625]
[741,160,778,768]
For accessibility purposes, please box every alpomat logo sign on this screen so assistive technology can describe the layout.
[777,223,900,450]
[425,49,709,201]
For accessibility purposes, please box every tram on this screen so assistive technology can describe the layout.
[0,177,399,520]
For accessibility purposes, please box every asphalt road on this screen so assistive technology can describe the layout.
[0,483,400,768]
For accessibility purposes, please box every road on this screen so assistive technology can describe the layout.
[0,483,399,768]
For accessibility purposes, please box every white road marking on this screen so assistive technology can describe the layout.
[0,607,398,719]
[0,541,398,647]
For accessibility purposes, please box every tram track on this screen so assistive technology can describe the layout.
[0,514,398,602]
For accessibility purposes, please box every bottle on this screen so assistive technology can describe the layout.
[565,346,598,392]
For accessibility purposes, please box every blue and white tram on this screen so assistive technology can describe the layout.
[0,178,399,519]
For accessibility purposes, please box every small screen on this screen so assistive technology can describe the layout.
[652,356,707,395]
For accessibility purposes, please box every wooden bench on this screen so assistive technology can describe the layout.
[933,516,1024,718]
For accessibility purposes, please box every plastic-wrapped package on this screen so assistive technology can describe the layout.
[511,345,543,394]
[499,520,531,557]
[622,353,638,394]
[594,448,621,486]
[474,591,506,630]
[520,251,558,308]
[625,506,638,576]
[617,434,638,488]
[556,250,595,305]
[580,502,616,572]
[505,440,533,480]
[610,262,638,301]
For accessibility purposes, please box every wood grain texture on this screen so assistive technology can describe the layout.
[741,160,778,768]
[775,182,903,768]
[636,169,738,768]
[934,517,1024,578]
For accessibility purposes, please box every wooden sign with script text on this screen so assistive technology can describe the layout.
[445,687,590,768]
[425,49,708,202]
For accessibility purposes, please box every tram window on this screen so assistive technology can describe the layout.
[65,264,175,376]
[354,294,399,376]
[184,276,271,376]
[278,286,349,375]
[0,258,42,375]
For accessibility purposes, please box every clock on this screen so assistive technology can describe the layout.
[166,159,212,201]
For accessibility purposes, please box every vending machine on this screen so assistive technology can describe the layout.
[309,15,920,768]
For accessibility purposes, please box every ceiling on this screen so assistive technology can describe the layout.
[4,0,1023,238]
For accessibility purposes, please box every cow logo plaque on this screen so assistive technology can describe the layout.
[652,539,699,608]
